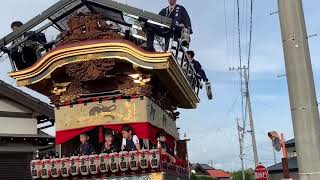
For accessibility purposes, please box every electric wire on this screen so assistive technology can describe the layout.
[247,0,254,82]
[236,0,246,131]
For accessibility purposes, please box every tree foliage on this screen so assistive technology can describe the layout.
[232,170,255,180]
[190,173,217,180]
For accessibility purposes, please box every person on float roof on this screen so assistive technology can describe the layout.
[185,50,208,82]
[121,125,141,151]
[146,0,192,51]
[159,0,192,32]
[8,21,47,70]
[11,21,23,32]
[78,133,95,155]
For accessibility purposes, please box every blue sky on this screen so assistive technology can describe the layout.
[1,0,320,171]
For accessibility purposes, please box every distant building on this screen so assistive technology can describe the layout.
[191,163,232,180]
[267,138,299,180]
[0,80,55,179]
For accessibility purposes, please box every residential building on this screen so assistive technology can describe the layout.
[0,80,55,179]
[268,138,299,180]
[191,163,232,180]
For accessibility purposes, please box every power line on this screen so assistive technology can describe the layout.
[247,0,254,81]
[223,95,240,121]
[232,0,237,66]
[236,0,246,131]
[236,0,242,70]
[223,0,230,66]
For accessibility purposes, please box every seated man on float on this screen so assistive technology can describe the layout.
[100,132,120,153]
[185,50,208,83]
[8,21,47,70]
[146,0,192,51]
[78,133,96,155]
[121,125,141,151]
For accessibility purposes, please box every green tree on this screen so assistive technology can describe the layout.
[232,170,254,180]
[190,173,217,180]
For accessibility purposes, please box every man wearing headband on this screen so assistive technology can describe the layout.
[146,0,192,51]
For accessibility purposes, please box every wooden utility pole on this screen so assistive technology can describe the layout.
[278,0,320,179]
[237,118,246,180]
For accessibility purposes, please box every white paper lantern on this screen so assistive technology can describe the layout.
[30,159,42,179]
[80,155,90,176]
[70,156,80,176]
[149,149,160,169]
[139,149,150,169]
[50,157,61,178]
[109,152,120,173]
[129,151,139,171]
[99,153,109,174]
[119,151,130,172]
[40,158,51,178]
[89,154,100,175]
[60,157,71,177]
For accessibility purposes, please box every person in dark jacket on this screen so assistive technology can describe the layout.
[9,21,47,70]
[156,131,174,156]
[186,50,208,82]
[146,0,192,51]
[100,133,119,153]
[78,134,96,155]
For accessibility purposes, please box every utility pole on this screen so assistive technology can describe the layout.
[243,66,259,167]
[237,118,246,180]
[271,141,277,165]
[209,160,213,168]
[278,0,320,179]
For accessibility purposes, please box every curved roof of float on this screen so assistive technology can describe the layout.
[10,39,172,85]
[9,39,199,109]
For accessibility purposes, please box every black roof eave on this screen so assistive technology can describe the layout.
[267,157,298,173]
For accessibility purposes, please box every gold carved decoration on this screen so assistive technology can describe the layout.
[57,13,124,46]
[149,172,164,180]
[66,58,115,81]
[17,79,29,86]
[51,81,71,95]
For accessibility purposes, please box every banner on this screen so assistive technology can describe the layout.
[55,98,178,138]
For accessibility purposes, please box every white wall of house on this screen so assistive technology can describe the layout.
[0,117,37,135]
[286,146,297,158]
[0,97,37,135]
[0,98,32,113]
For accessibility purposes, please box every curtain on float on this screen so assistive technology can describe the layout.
[56,122,175,148]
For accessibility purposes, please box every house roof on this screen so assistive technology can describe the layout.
[190,163,209,175]
[196,164,215,170]
[285,138,295,147]
[267,157,298,173]
[0,80,54,118]
[207,170,231,178]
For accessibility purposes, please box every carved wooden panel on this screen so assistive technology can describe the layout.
[57,13,124,45]
[66,59,115,81]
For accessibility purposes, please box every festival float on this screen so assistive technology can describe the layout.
[0,0,212,179]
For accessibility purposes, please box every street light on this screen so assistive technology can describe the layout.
[267,131,290,179]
